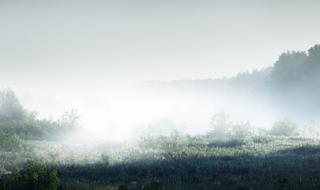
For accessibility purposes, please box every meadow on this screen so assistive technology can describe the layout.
[2,134,320,190]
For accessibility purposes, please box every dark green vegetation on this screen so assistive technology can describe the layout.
[147,44,320,118]
[60,136,320,190]
[2,133,320,190]
[0,88,79,150]
[1,162,59,190]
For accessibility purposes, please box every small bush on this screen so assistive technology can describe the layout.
[270,119,299,136]
[8,162,59,190]
[0,131,21,150]
[208,112,232,139]
[231,122,253,139]
[252,136,272,144]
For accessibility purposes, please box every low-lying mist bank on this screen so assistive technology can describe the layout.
[6,44,320,143]
[2,85,320,146]
[2,86,320,189]
[1,87,320,170]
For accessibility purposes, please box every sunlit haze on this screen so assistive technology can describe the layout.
[1,0,320,142]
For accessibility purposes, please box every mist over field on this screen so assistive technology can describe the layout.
[11,46,320,142]
[1,0,320,190]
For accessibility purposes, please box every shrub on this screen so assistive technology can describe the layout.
[269,119,299,136]
[0,88,26,122]
[208,112,232,139]
[231,122,253,139]
[9,162,59,190]
[0,131,21,150]
[0,88,80,141]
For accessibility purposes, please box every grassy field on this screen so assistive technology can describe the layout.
[2,135,320,190]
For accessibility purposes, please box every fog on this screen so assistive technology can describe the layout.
[9,68,318,143]
[2,1,320,189]
[1,0,320,143]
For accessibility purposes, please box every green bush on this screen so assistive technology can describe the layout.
[0,131,21,150]
[0,88,26,122]
[208,112,232,139]
[0,88,80,141]
[9,162,59,190]
[270,119,299,136]
[208,113,253,139]
[231,121,253,139]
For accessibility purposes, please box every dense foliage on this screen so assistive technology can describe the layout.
[2,162,59,190]
[0,88,79,149]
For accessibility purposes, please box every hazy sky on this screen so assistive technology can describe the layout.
[1,0,320,86]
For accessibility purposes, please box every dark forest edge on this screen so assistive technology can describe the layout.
[146,44,320,115]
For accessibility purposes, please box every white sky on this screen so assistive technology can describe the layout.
[1,0,320,86]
